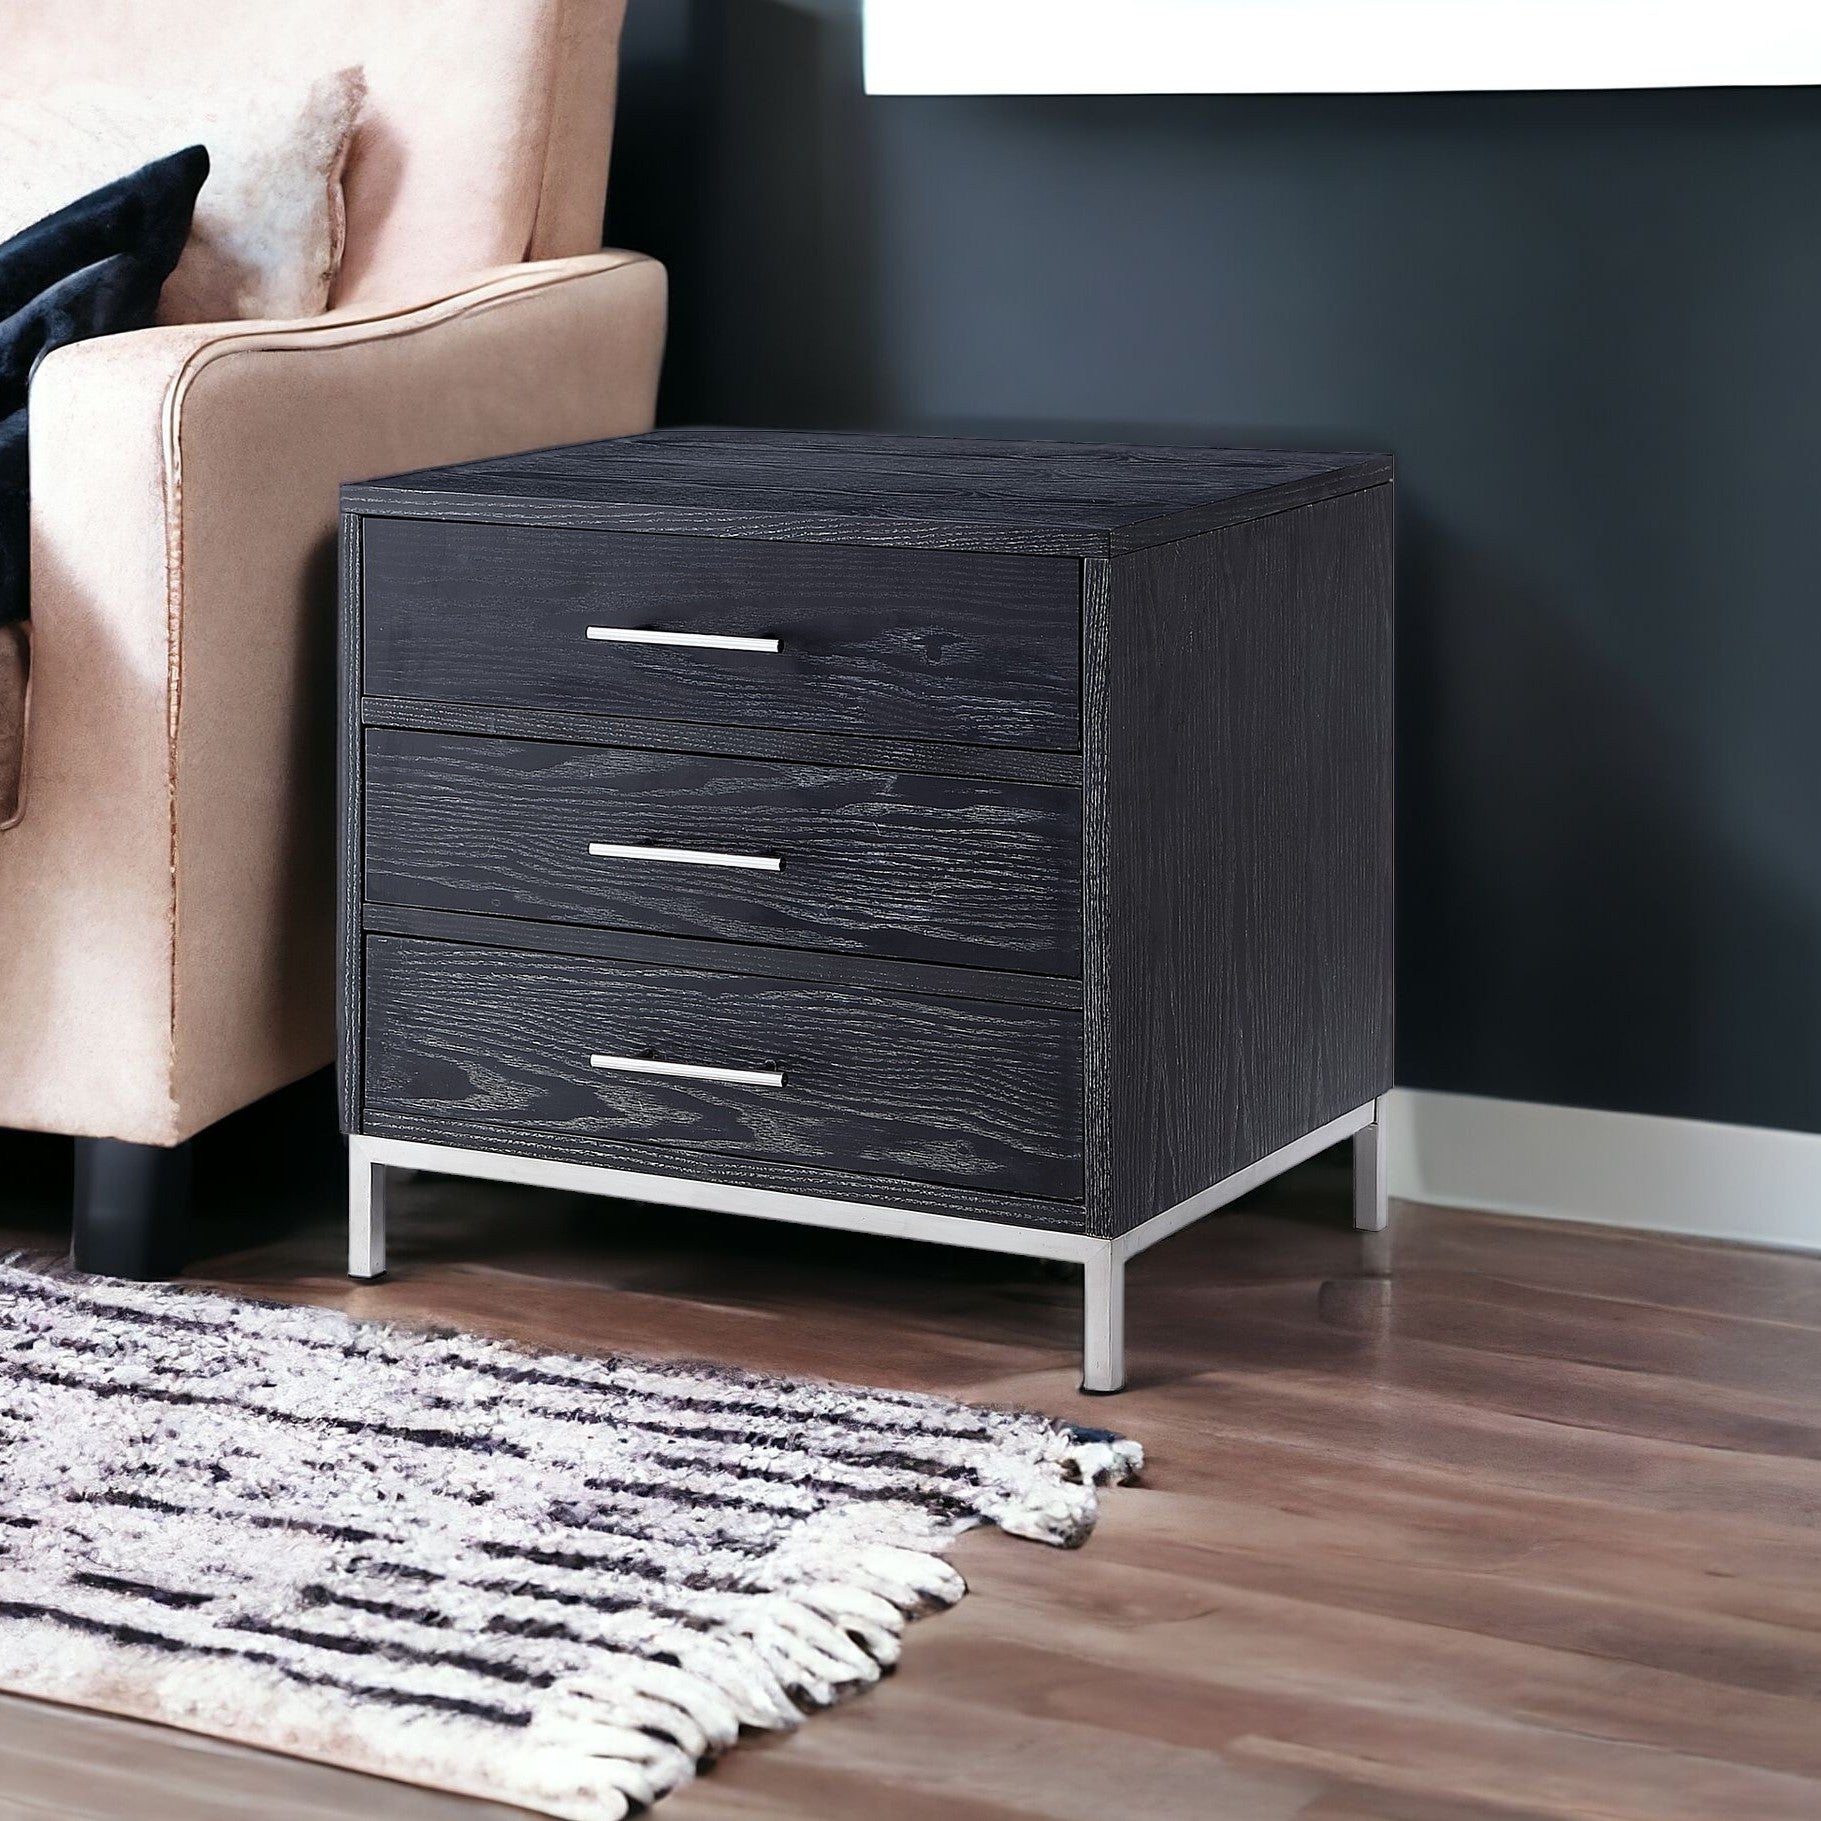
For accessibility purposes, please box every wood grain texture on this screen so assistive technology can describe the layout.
[4,1167,1819,1821]
[342,433,1395,1249]
[359,1107,1089,1235]
[1090,487,1395,1234]
[360,696,1082,787]
[363,728,1081,974]
[361,519,1081,750]
[335,510,364,1135]
[1079,558,1114,1240]
[361,905,1085,1011]
[343,427,1393,558]
[363,935,1084,1201]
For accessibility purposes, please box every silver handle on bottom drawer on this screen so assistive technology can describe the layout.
[588,841,783,873]
[586,626,782,653]
[590,1053,787,1088]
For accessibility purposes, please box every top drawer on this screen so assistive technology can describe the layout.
[360,520,1082,751]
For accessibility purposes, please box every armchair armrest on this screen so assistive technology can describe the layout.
[0,251,666,1144]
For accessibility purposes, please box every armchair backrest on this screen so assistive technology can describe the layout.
[0,0,625,308]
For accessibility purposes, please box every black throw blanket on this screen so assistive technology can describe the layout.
[0,147,208,623]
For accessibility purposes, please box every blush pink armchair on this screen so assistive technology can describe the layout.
[0,0,666,1271]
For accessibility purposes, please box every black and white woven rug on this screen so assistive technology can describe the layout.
[0,1256,1139,1818]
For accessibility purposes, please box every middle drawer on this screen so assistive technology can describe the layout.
[364,728,1082,975]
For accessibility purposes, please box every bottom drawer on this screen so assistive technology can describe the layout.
[362,936,1083,1202]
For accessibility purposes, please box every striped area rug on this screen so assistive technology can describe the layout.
[0,1256,1139,1818]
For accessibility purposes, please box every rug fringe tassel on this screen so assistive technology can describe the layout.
[974,1428,1147,1547]
[526,1467,1146,1817]
[530,1537,987,1814]
[1058,1426,1147,1487]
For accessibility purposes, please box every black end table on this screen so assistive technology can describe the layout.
[338,429,1394,1392]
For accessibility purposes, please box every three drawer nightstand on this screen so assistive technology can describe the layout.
[338,429,1394,1393]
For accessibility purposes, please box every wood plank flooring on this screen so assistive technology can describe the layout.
[3,1128,1821,1820]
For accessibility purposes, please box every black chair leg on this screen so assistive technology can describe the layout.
[72,1138,192,1279]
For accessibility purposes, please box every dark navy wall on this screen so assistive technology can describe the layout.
[611,0,1821,1133]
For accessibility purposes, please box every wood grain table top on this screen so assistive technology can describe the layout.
[344,426,1394,555]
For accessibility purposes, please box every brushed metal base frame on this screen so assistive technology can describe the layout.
[347,1098,1384,1395]
[1353,1106,1389,1233]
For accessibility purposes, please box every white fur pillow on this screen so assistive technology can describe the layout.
[0,67,366,324]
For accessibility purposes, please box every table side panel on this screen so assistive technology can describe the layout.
[1092,486,1395,1233]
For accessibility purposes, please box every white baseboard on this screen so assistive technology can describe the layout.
[1381,1087,1821,1253]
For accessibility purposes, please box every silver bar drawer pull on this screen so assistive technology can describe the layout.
[586,626,782,654]
[590,1053,787,1088]
[588,841,783,873]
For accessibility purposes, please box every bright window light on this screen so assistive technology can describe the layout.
[863,0,1821,96]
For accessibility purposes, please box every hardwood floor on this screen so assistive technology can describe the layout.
[4,1126,1821,1820]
